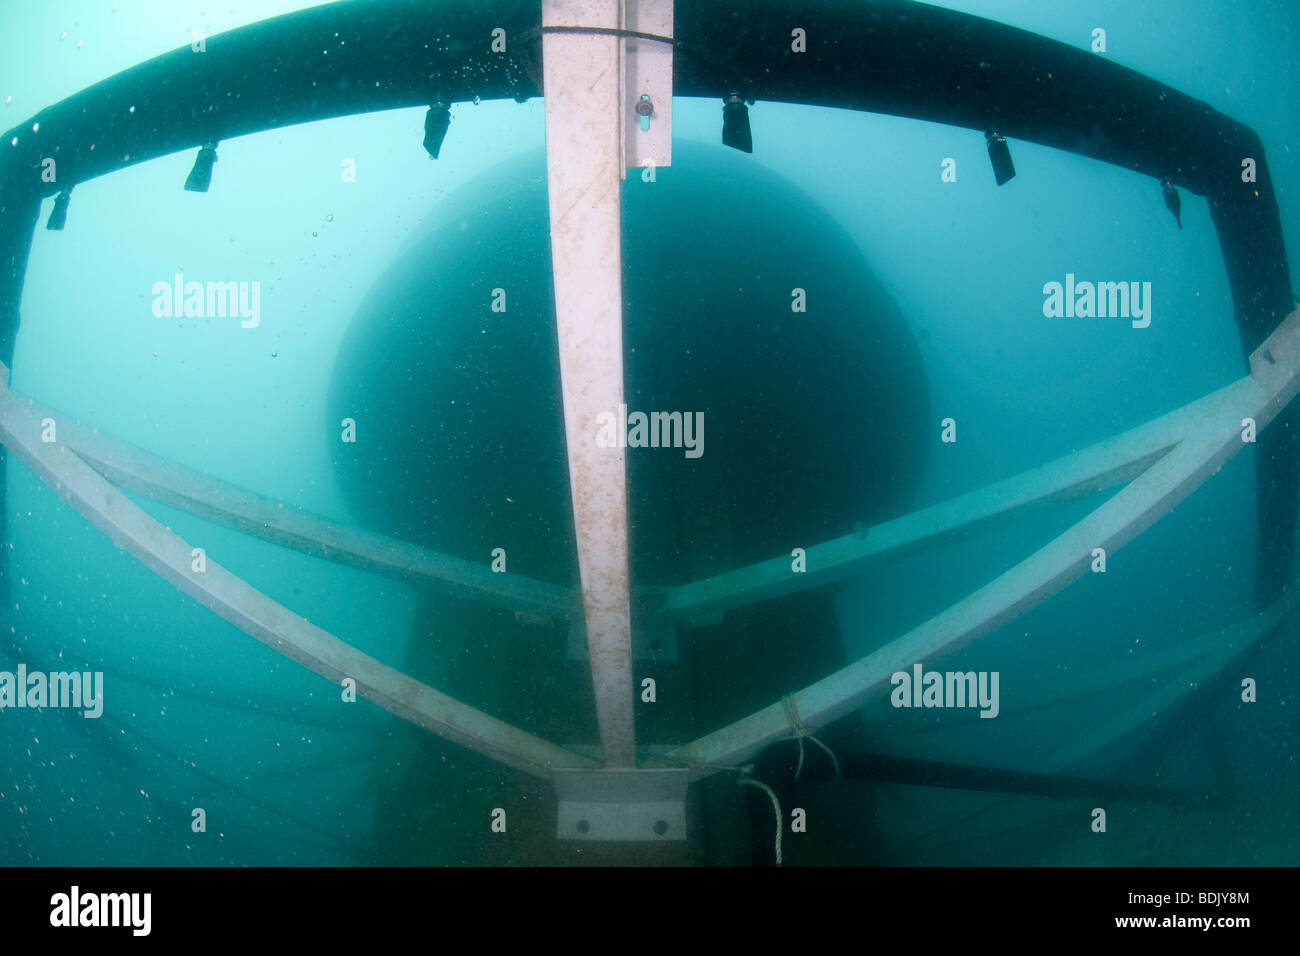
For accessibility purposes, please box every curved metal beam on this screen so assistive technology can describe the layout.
[0,364,597,780]
[15,386,580,621]
[660,306,1300,778]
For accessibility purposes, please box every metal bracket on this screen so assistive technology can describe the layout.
[554,767,690,841]
[623,0,673,170]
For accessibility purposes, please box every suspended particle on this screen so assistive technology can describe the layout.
[325,214,334,222]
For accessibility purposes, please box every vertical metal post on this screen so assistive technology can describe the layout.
[542,0,636,766]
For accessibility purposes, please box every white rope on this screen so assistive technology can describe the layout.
[781,694,841,781]
[644,752,785,865]
[736,774,783,867]
[640,696,844,867]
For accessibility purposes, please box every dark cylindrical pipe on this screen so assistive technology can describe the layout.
[986,130,1016,185]
[722,93,752,153]
[183,143,218,192]
[45,188,72,230]
[423,103,451,159]
[1162,178,1183,229]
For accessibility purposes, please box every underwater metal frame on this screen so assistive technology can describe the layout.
[1,303,1297,785]
[0,0,1296,845]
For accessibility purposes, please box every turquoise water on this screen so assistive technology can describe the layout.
[1,0,1297,865]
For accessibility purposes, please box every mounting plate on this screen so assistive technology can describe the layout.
[554,767,690,841]
[623,0,673,170]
